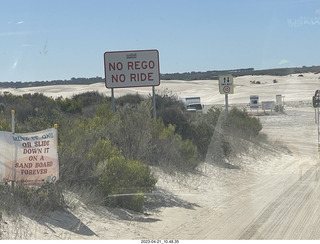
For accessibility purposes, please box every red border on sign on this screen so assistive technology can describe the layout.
[223,86,231,93]
[104,49,160,89]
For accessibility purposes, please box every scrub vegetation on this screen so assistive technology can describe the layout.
[0,91,262,214]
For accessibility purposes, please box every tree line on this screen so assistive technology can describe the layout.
[1,65,319,89]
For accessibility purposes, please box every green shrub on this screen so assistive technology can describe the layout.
[155,91,184,111]
[226,107,262,137]
[0,103,4,114]
[98,156,157,212]
[0,183,65,214]
[131,192,145,212]
[57,97,82,113]
[72,91,105,106]
[116,93,144,107]
[0,210,2,238]
[15,183,66,212]
[106,192,145,213]
[180,139,198,168]
[0,118,12,132]
[109,100,153,161]
[157,105,192,139]
[24,107,62,132]
[177,107,222,161]
[149,119,199,170]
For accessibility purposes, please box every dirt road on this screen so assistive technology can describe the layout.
[129,106,320,240]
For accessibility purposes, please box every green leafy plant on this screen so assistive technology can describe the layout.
[226,107,263,137]
[98,156,157,212]
[0,210,2,238]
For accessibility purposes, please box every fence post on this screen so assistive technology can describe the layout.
[11,110,15,191]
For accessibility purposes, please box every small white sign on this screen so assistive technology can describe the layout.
[250,95,259,109]
[261,101,275,110]
[219,75,234,94]
[104,49,160,88]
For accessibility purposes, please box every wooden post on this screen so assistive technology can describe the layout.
[11,110,15,191]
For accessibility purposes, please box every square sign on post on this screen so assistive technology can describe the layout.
[250,95,259,109]
[219,75,234,94]
[104,49,160,88]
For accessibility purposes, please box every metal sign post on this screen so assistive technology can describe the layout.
[225,94,229,115]
[152,86,156,119]
[317,103,320,158]
[312,90,320,156]
[111,88,115,113]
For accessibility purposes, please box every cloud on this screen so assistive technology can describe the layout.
[279,59,289,65]
[17,21,24,25]
[11,60,18,70]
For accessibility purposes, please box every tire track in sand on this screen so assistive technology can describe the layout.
[239,164,318,240]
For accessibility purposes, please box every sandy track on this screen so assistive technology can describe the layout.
[141,107,320,240]
[145,156,319,240]
[151,160,317,239]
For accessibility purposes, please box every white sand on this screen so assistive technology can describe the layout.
[1,73,320,240]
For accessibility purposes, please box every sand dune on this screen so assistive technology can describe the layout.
[1,73,318,106]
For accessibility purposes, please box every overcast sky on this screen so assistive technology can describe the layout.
[1,0,320,82]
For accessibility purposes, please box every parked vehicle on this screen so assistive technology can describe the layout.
[180,97,203,112]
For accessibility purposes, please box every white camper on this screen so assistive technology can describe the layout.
[181,97,203,112]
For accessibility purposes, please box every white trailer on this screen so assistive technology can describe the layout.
[181,97,203,112]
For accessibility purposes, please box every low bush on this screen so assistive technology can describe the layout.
[116,93,144,108]
[98,156,157,212]
[0,118,12,132]
[0,183,65,214]
[15,183,66,212]
[0,210,2,238]
[149,119,198,171]
[57,97,82,114]
[225,107,262,137]
[109,100,153,161]
[106,192,145,213]
[187,107,222,160]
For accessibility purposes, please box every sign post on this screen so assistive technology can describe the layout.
[104,49,160,117]
[219,75,234,116]
[313,91,320,123]
[111,88,115,113]
[313,90,320,155]
[11,110,15,190]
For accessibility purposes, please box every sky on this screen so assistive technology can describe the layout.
[1,0,320,82]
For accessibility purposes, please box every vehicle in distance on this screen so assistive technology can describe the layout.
[180,97,203,112]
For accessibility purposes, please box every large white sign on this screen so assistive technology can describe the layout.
[104,49,160,88]
[219,75,234,94]
[261,101,275,110]
[0,128,59,185]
